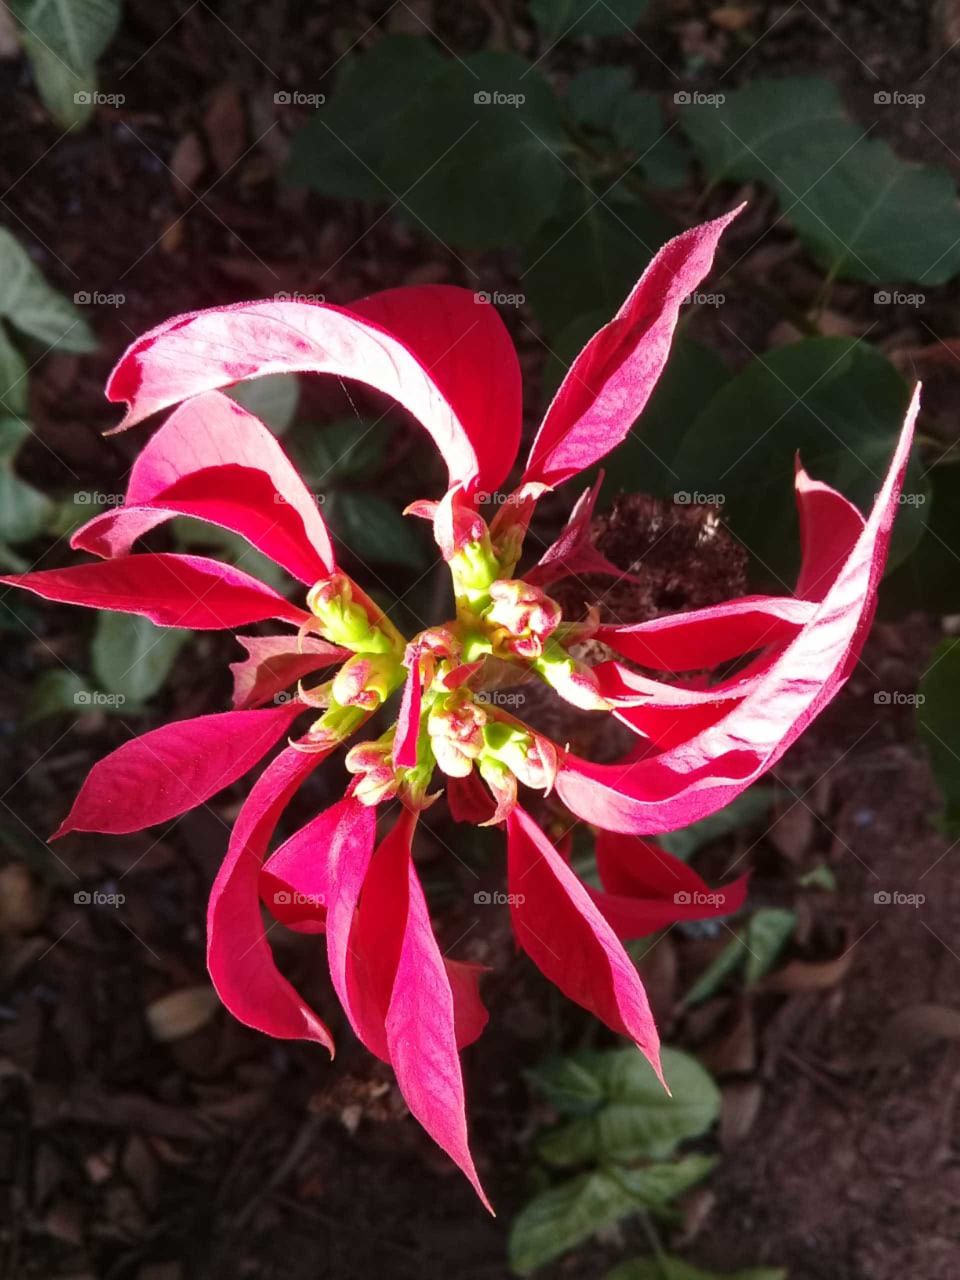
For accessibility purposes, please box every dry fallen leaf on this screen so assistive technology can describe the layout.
[0,863,44,934]
[761,949,854,994]
[169,131,205,202]
[720,1080,764,1149]
[709,5,759,31]
[204,84,246,175]
[146,986,219,1043]
[871,1003,960,1064]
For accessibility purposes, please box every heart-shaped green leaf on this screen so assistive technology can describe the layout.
[672,338,924,586]
[92,612,191,704]
[0,229,97,352]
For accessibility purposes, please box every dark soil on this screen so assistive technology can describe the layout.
[1,3,958,1279]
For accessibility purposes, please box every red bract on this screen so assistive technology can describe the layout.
[1,207,920,1209]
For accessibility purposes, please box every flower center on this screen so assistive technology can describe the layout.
[298,509,604,814]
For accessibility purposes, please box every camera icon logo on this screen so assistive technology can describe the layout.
[874,890,891,904]
[274,890,292,905]
[474,90,491,105]
[874,91,892,105]
[274,691,292,704]
[873,691,892,705]
[474,890,492,905]
[874,291,891,305]
[274,91,292,105]
[73,91,92,105]
[73,690,91,705]
[674,91,692,105]
[73,291,91,305]
[74,890,92,904]
[674,491,691,505]
[674,890,691,904]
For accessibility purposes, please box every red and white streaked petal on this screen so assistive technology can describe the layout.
[107,287,521,497]
[524,476,637,588]
[350,285,521,496]
[229,633,347,710]
[73,392,335,582]
[590,830,749,939]
[521,207,743,491]
[261,807,489,1053]
[556,386,921,834]
[1,553,310,630]
[593,596,818,673]
[207,743,340,1054]
[325,807,490,1205]
[506,806,663,1083]
[393,656,424,769]
[54,703,305,837]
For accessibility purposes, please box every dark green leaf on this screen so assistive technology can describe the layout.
[11,0,121,129]
[673,338,924,587]
[780,136,960,285]
[613,99,689,188]
[537,1047,720,1166]
[0,418,54,544]
[678,76,856,185]
[324,491,428,569]
[657,786,775,861]
[618,1154,717,1211]
[509,1169,645,1274]
[682,933,748,1007]
[881,461,960,616]
[919,640,960,834]
[91,613,190,704]
[171,518,289,592]
[227,373,300,435]
[25,669,90,723]
[567,66,633,129]
[291,417,388,484]
[0,228,97,352]
[523,179,674,336]
[0,325,29,415]
[384,51,567,249]
[286,37,448,200]
[743,908,796,985]
[531,0,648,41]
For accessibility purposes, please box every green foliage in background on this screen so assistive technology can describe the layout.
[9,0,122,129]
[510,1047,719,1274]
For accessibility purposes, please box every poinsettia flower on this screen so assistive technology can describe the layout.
[0,207,921,1210]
